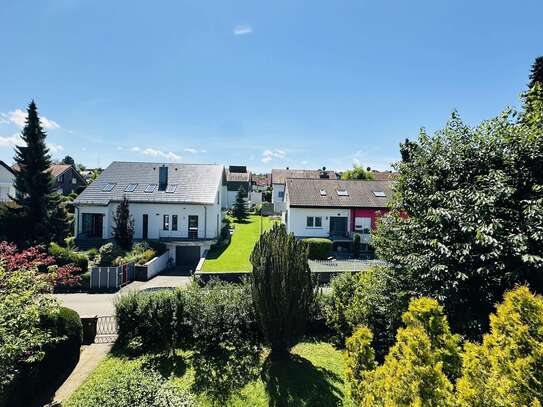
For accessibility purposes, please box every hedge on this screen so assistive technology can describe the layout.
[49,242,88,272]
[2,307,82,407]
[304,238,333,260]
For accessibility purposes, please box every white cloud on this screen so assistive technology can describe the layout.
[130,146,141,152]
[0,134,21,148]
[0,117,8,125]
[352,157,361,166]
[48,143,64,154]
[2,108,60,129]
[233,24,253,35]
[261,148,286,163]
[142,148,182,162]
[184,148,206,154]
[0,133,63,155]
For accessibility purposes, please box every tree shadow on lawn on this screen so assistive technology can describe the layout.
[261,353,344,407]
[204,241,230,260]
[140,352,187,378]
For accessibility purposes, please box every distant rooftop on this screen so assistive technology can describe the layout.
[271,168,337,185]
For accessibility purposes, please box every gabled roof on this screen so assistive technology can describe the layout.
[49,164,72,178]
[74,161,224,206]
[0,160,14,175]
[252,174,271,187]
[271,169,337,185]
[225,166,250,183]
[371,170,399,181]
[285,178,393,208]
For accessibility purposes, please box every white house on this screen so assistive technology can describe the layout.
[271,168,338,213]
[284,178,392,250]
[0,161,15,203]
[73,161,225,268]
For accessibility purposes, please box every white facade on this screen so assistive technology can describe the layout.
[272,183,286,213]
[0,165,14,203]
[285,207,350,238]
[75,201,223,241]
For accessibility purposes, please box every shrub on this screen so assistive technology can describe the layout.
[86,248,98,263]
[64,365,197,407]
[184,279,261,403]
[457,286,543,407]
[97,242,123,266]
[346,297,460,406]
[304,238,332,260]
[251,224,314,360]
[352,233,361,259]
[322,272,358,344]
[49,242,88,272]
[115,289,185,354]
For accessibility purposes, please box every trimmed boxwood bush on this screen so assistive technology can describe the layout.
[49,242,88,272]
[304,238,333,260]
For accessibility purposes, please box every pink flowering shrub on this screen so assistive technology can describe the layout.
[0,241,81,288]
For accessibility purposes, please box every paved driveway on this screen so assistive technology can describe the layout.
[55,270,192,317]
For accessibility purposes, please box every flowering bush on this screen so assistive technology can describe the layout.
[0,241,81,288]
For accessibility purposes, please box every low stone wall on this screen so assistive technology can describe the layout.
[144,251,171,279]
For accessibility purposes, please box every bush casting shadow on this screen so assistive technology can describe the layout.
[261,354,343,407]
[141,353,187,378]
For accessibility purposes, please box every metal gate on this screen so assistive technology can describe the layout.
[95,316,118,343]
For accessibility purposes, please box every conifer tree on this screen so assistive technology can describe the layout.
[232,186,249,222]
[10,101,67,246]
[529,56,543,89]
[113,196,134,249]
[250,224,314,360]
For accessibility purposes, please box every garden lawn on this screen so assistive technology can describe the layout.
[64,341,352,407]
[202,215,273,272]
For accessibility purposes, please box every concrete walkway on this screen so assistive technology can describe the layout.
[52,343,113,403]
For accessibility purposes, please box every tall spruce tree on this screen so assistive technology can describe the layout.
[250,224,314,360]
[529,56,543,89]
[10,101,67,246]
[232,186,249,222]
[113,196,134,249]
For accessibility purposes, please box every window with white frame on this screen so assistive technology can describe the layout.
[306,216,322,228]
[278,190,284,199]
[354,217,372,234]
[163,215,169,230]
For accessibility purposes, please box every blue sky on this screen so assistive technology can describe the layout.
[0,0,541,173]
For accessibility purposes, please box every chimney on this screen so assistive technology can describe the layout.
[159,166,168,191]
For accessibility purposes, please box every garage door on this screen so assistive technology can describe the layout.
[175,246,201,269]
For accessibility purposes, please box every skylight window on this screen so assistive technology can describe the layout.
[320,189,327,196]
[144,184,157,193]
[102,183,116,192]
[336,189,349,196]
[165,184,177,193]
[373,191,386,197]
[125,183,137,192]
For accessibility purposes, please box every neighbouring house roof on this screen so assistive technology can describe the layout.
[252,174,271,187]
[371,170,399,181]
[225,166,250,183]
[285,178,393,208]
[74,161,224,206]
[0,160,14,175]
[271,169,338,185]
[49,164,73,178]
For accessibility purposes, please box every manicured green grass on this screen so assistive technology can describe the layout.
[202,215,274,272]
[65,341,353,407]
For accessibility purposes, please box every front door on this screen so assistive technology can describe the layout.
[142,214,148,240]
[82,213,103,238]
[329,216,348,238]
[188,215,198,239]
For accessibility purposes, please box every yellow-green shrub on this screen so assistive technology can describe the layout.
[457,286,543,407]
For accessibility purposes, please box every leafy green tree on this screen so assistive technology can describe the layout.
[232,186,248,222]
[61,155,75,166]
[341,165,374,180]
[112,196,134,250]
[373,105,543,339]
[346,297,461,406]
[9,101,69,246]
[457,286,543,407]
[521,82,543,128]
[529,55,543,89]
[250,223,314,360]
[0,264,59,402]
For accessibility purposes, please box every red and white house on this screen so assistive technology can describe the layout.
[283,178,393,248]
